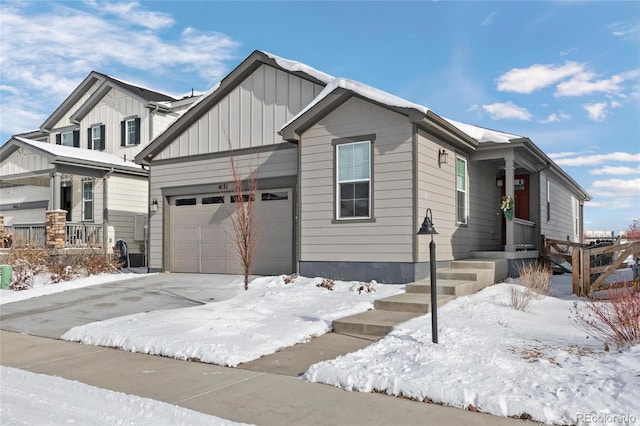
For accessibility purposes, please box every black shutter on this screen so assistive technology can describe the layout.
[120,120,126,146]
[55,134,61,145]
[73,129,80,147]
[87,128,92,150]
[99,124,106,150]
[134,117,141,145]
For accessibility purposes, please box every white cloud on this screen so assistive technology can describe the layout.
[548,151,579,160]
[481,12,495,26]
[85,0,175,30]
[590,166,640,176]
[540,112,571,123]
[554,152,640,166]
[584,102,608,121]
[482,102,532,120]
[0,2,240,138]
[607,21,640,40]
[555,70,639,97]
[496,62,583,94]
[559,48,577,57]
[591,178,640,197]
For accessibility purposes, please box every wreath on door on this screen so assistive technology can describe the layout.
[501,195,514,220]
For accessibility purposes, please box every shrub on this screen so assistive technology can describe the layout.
[9,259,35,291]
[510,262,552,312]
[317,278,335,291]
[78,251,120,276]
[353,281,376,294]
[50,264,74,284]
[7,247,48,276]
[283,274,298,285]
[570,283,640,350]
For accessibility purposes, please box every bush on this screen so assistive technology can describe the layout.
[510,262,552,312]
[50,264,75,283]
[78,251,120,276]
[9,259,35,291]
[317,278,335,291]
[570,283,640,350]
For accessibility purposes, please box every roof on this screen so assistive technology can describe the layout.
[135,50,333,165]
[40,71,177,132]
[442,118,523,144]
[1,137,146,176]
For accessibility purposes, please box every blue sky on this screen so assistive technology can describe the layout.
[1,1,638,232]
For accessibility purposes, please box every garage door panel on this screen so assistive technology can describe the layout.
[169,188,293,274]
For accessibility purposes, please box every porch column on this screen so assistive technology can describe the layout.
[102,174,110,254]
[50,172,61,210]
[504,154,515,251]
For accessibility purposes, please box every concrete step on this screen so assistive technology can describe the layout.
[437,268,494,286]
[450,260,495,270]
[332,310,421,336]
[406,279,475,297]
[374,293,455,313]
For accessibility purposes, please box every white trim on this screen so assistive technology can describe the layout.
[336,140,371,220]
[455,156,468,224]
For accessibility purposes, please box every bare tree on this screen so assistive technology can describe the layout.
[228,142,260,290]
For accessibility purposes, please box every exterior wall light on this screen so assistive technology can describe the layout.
[151,198,158,212]
[438,149,448,167]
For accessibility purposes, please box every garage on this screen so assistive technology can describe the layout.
[169,188,293,275]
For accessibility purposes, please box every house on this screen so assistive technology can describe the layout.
[0,71,199,262]
[135,50,591,282]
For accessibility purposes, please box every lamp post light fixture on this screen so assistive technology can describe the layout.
[417,208,439,344]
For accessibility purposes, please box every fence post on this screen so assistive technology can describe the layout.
[580,249,591,297]
[572,246,580,295]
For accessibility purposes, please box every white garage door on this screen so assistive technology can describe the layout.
[169,188,293,275]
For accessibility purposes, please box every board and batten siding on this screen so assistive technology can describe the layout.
[299,97,414,263]
[147,146,297,269]
[1,148,52,176]
[49,80,101,133]
[107,175,148,254]
[155,64,325,161]
[539,171,579,242]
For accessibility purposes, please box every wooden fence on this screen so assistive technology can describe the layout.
[540,235,640,296]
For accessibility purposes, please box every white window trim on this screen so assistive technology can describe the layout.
[61,130,74,146]
[91,126,101,150]
[82,179,94,222]
[125,118,137,146]
[456,156,468,225]
[336,140,372,220]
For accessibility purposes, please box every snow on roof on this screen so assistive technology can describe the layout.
[262,51,334,84]
[443,117,523,144]
[14,137,144,170]
[100,73,178,102]
[282,77,431,132]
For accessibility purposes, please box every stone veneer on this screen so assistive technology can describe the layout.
[46,210,67,249]
[0,214,4,235]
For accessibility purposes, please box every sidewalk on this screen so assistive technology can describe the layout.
[0,330,533,426]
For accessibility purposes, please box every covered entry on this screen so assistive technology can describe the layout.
[169,188,293,275]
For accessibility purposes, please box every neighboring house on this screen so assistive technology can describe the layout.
[136,50,591,282]
[0,71,199,262]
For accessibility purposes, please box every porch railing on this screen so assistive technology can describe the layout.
[513,218,537,250]
[66,223,103,247]
[5,224,46,247]
[4,223,103,248]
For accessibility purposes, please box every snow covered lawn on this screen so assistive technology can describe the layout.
[62,275,403,366]
[303,277,640,425]
[0,366,249,425]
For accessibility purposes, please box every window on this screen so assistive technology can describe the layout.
[261,192,288,201]
[456,157,467,224]
[83,180,94,221]
[120,117,141,146]
[336,140,371,219]
[546,178,551,222]
[88,125,105,150]
[231,194,255,203]
[56,129,79,147]
[175,198,196,206]
[202,196,225,204]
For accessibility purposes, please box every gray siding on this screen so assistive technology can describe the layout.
[299,97,414,263]
[415,129,456,262]
[155,64,324,160]
[539,171,579,242]
[0,149,52,175]
[108,175,148,254]
[148,147,297,269]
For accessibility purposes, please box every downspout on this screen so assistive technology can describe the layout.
[102,168,115,255]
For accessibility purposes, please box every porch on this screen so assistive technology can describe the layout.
[4,222,105,249]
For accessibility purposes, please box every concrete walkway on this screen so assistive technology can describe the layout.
[1,331,533,426]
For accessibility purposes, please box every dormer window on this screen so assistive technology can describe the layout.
[121,117,141,146]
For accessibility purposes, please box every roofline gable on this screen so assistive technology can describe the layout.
[135,50,331,165]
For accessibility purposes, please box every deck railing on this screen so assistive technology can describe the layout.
[4,223,103,248]
[513,218,537,250]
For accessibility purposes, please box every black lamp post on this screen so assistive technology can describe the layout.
[417,208,438,344]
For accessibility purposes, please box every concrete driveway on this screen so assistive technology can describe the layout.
[0,273,245,338]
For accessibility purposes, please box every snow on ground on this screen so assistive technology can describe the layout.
[0,269,151,305]
[62,275,403,367]
[303,275,640,425]
[0,366,249,426]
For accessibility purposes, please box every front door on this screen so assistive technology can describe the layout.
[61,184,72,221]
